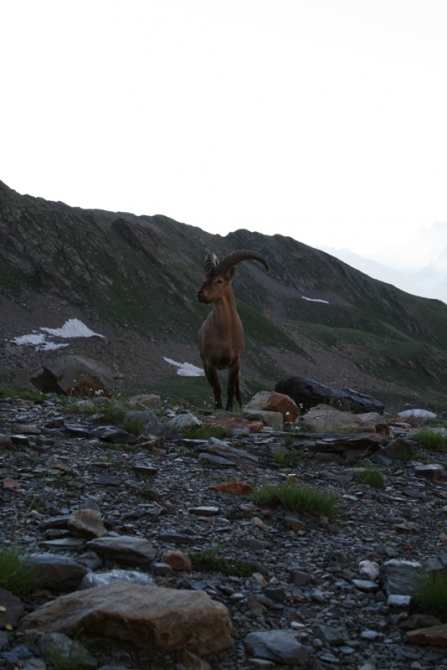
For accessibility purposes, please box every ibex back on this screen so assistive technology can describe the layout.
[196,250,269,410]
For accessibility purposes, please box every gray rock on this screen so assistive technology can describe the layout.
[414,464,445,481]
[399,613,442,630]
[289,568,310,586]
[317,625,345,646]
[86,536,156,566]
[275,377,385,413]
[169,413,201,429]
[68,509,107,539]
[244,409,284,429]
[30,355,114,398]
[0,588,24,628]
[80,569,154,589]
[244,629,308,666]
[29,553,88,591]
[352,579,379,592]
[189,506,220,516]
[24,582,234,656]
[380,559,423,596]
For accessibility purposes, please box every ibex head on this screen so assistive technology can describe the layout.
[196,250,269,304]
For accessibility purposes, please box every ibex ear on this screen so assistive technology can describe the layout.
[226,266,236,281]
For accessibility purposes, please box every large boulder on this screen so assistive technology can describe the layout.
[301,404,383,433]
[244,391,299,423]
[275,376,385,414]
[30,356,114,397]
[22,581,233,656]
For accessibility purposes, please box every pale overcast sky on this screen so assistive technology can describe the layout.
[1,0,447,258]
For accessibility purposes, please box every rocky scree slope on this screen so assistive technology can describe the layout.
[2,392,447,669]
[2,181,447,411]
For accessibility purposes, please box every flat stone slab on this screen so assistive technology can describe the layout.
[86,536,156,566]
[244,629,308,666]
[407,624,447,646]
[22,581,233,656]
[29,553,88,591]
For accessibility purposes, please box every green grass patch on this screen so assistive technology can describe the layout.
[0,386,46,401]
[412,570,447,621]
[250,481,339,519]
[271,451,292,467]
[0,544,36,596]
[189,543,255,577]
[414,428,447,452]
[357,465,385,488]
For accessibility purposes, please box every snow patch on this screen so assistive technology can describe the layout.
[12,319,105,351]
[41,319,104,339]
[13,333,46,346]
[164,357,205,377]
[302,296,329,304]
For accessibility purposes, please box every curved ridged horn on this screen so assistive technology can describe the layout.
[216,250,269,275]
[205,252,219,276]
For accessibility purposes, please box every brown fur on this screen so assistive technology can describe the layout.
[196,250,268,410]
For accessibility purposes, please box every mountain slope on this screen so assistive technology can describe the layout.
[2,180,447,412]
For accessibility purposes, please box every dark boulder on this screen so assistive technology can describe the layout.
[30,356,114,397]
[275,377,385,414]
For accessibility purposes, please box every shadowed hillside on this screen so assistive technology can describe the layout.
[2,180,447,413]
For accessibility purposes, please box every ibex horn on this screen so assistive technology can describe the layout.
[216,250,269,275]
[205,252,219,276]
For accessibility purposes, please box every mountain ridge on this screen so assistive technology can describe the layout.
[2,180,447,413]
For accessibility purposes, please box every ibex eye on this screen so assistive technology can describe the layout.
[216,279,223,284]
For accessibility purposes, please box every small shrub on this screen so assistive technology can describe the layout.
[412,570,447,621]
[358,465,385,489]
[271,451,292,467]
[122,414,146,436]
[250,481,339,519]
[0,544,36,595]
[180,425,234,440]
[414,428,447,452]
[189,543,255,577]
[40,635,91,670]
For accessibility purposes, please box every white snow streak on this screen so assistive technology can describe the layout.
[164,357,205,377]
[302,296,330,304]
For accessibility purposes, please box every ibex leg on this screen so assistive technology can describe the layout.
[204,363,223,409]
[226,363,241,411]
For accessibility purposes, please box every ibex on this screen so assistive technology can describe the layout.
[196,250,269,410]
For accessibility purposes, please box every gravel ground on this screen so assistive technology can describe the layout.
[1,394,447,670]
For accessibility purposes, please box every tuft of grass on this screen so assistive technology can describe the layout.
[0,386,45,401]
[357,465,385,488]
[250,481,339,519]
[122,414,146,436]
[180,425,234,440]
[283,434,295,447]
[414,428,447,452]
[39,635,91,670]
[0,544,36,595]
[189,543,255,577]
[271,451,292,467]
[412,570,447,621]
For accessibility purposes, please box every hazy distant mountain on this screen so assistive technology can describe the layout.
[321,220,447,304]
[319,247,418,295]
